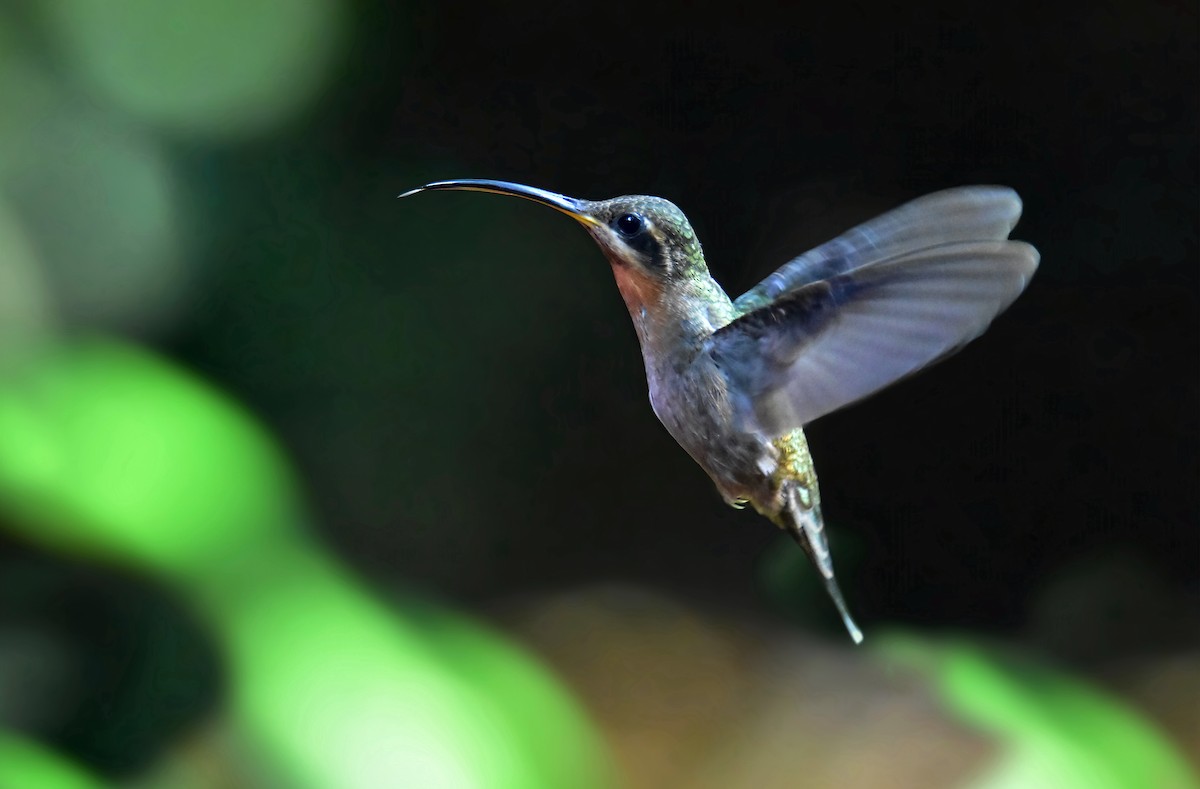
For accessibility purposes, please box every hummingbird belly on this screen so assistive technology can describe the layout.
[647,354,790,515]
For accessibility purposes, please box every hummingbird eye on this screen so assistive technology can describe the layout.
[615,213,645,237]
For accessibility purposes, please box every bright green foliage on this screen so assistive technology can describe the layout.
[0,340,299,578]
[197,544,610,789]
[0,732,106,789]
[880,634,1198,789]
[0,340,611,788]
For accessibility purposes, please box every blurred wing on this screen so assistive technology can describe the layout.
[732,186,1024,314]
[707,240,1038,435]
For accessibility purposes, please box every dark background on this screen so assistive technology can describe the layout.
[1,0,1196,778]
[183,0,1195,627]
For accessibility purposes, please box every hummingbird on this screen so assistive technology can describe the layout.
[399,179,1038,643]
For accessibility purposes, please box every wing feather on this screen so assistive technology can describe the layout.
[708,239,1038,435]
[733,186,1024,314]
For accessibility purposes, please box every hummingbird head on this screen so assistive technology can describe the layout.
[573,194,706,278]
[399,180,711,315]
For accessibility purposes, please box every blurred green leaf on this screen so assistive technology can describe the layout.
[414,599,614,789]
[0,27,186,335]
[39,0,348,139]
[0,200,53,366]
[201,546,610,789]
[0,339,612,788]
[0,340,298,578]
[880,634,1199,789]
[0,732,105,789]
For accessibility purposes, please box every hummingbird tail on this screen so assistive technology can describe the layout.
[783,487,864,645]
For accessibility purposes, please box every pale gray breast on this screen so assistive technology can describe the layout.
[650,353,770,492]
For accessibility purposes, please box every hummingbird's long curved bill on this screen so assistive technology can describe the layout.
[398,179,601,227]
